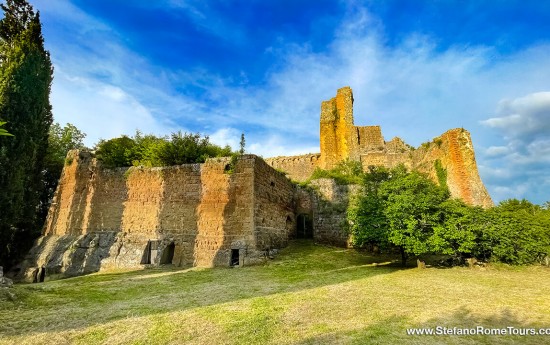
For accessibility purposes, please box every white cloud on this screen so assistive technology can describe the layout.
[482,92,550,139]
[478,92,550,203]
[209,127,240,150]
[36,1,550,203]
[51,69,174,146]
[485,146,510,157]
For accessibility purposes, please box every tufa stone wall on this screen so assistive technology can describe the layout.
[410,129,493,208]
[17,152,298,282]
[309,179,362,247]
[253,158,296,250]
[265,153,321,182]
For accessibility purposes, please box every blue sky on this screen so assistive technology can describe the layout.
[26,0,550,204]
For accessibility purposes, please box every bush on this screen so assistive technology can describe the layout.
[95,136,137,168]
[474,200,550,265]
[309,159,363,185]
[95,131,235,168]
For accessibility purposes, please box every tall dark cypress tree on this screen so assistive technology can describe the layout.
[0,0,53,268]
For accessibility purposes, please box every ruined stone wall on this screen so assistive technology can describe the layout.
[264,153,321,182]
[21,153,295,281]
[275,86,493,207]
[357,126,385,153]
[411,129,493,208]
[156,165,202,266]
[43,151,96,236]
[310,179,361,247]
[194,156,255,267]
[253,158,296,253]
[320,86,356,168]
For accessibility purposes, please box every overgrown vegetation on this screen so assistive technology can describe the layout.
[95,131,235,168]
[348,165,550,266]
[434,159,447,189]
[306,159,363,185]
[1,241,549,345]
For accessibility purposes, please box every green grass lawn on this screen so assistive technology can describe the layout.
[1,240,549,344]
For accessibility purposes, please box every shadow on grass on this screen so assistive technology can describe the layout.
[294,306,548,345]
[0,240,405,336]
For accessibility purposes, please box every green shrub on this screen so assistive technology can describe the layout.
[95,136,137,168]
[95,131,235,168]
[309,159,363,185]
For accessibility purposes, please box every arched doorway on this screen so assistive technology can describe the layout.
[296,214,313,239]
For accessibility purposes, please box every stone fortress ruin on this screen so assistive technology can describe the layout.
[17,87,492,282]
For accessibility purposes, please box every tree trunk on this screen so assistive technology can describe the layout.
[400,247,407,267]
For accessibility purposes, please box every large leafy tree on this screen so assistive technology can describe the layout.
[0,0,53,268]
[347,166,390,249]
[379,168,450,266]
[476,199,550,265]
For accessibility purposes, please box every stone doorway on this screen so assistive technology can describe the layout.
[230,249,240,267]
[296,213,313,239]
[160,242,175,265]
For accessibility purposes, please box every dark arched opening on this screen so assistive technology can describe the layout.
[296,214,313,239]
[160,242,175,265]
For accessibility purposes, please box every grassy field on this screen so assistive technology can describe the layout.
[1,240,549,345]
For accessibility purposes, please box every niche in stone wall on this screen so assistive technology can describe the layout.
[160,242,175,265]
[141,240,161,265]
[297,214,313,239]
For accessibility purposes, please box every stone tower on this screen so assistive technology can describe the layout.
[320,86,358,169]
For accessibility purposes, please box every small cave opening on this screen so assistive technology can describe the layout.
[33,267,45,283]
[160,242,175,265]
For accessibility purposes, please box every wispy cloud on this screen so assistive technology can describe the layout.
[35,1,550,204]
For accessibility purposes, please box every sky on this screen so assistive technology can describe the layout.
[23,0,550,204]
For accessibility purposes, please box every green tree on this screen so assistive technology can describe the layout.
[476,199,550,265]
[379,168,450,266]
[95,135,137,168]
[46,122,86,164]
[0,0,53,268]
[431,199,479,259]
[239,132,245,155]
[347,166,390,249]
[94,131,235,168]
